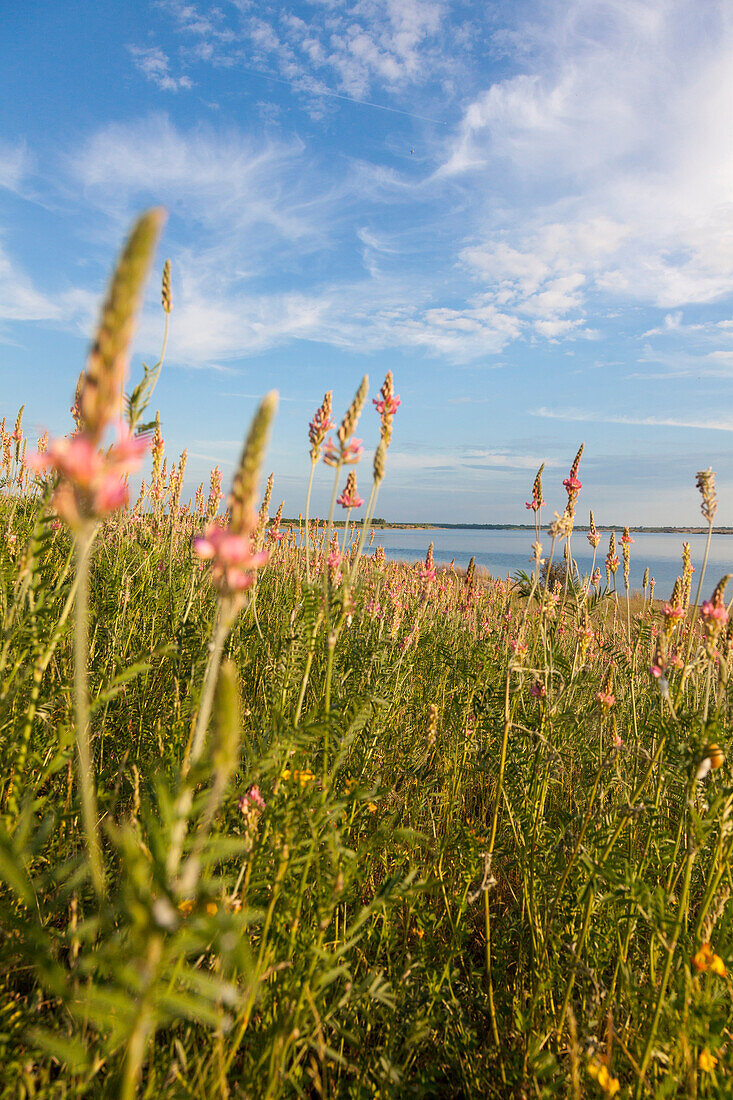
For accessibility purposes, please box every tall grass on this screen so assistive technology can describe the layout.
[1,214,733,1098]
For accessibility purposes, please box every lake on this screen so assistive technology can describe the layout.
[365,528,733,596]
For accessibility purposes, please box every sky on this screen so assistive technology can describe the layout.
[3,0,733,525]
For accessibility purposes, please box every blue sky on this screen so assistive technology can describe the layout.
[3,0,733,525]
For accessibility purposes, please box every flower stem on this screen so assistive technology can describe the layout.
[73,524,106,899]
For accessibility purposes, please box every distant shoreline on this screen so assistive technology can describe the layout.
[284,520,733,534]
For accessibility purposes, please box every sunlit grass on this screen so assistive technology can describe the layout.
[1,214,733,1098]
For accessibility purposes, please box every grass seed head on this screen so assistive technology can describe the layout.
[81,209,166,443]
[161,259,172,314]
[696,467,718,523]
[229,391,278,535]
[338,376,369,447]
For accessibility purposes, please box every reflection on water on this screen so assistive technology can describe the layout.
[365,528,733,595]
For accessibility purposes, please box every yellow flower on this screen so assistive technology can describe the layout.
[281,767,315,787]
[692,942,726,976]
[588,1060,620,1096]
[205,901,218,916]
[177,898,195,916]
[711,954,727,977]
[367,802,377,813]
[698,1049,717,1073]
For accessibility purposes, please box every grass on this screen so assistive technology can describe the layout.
[1,214,733,1098]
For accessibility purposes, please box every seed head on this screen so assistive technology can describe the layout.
[338,376,369,448]
[696,467,718,523]
[161,259,172,313]
[81,209,166,443]
[229,391,278,535]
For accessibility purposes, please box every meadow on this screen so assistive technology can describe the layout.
[2,210,733,1099]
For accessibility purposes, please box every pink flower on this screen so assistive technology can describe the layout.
[323,437,363,467]
[337,489,364,509]
[663,604,685,623]
[529,681,545,698]
[26,425,148,529]
[620,532,634,545]
[595,691,615,708]
[612,731,624,749]
[702,600,728,625]
[525,499,546,512]
[373,395,401,416]
[563,476,582,493]
[194,523,268,593]
[510,638,528,658]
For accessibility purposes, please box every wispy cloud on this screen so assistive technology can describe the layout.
[0,140,32,194]
[127,46,193,92]
[531,407,733,433]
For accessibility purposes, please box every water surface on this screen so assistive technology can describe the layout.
[366,528,733,596]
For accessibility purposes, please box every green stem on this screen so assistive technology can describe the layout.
[73,524,105,899]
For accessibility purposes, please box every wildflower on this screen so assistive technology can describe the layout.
[698,1049,718,1073]
[373,394,401,416]
[696,467,718,523]
[587,510,601,549]
[323,436,363,467]
[194,524,268,593]
[587,1059,620,1096]
[562,443,584,516]
[373,371,399,483]
[595,691,616,709]
[419,542,436,584]
[620,527,634,545]
[238,785,266,814]
[526,462,545,512]
[26,425,148,531]
[529,681,545,698]
[510,638,528,659]
[549,507,574,541]
[337,471,364,509]
[697,743,725,780]
[281,767,315,787]
[205,901,218,917]
[692,942,727,976]
[309,391,334,462]
[701,577,731,650]
[605,532,619,576]
[591,567,601,588]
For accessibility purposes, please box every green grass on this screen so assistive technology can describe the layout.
[1,214,733,1098]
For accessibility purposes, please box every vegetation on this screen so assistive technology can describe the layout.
[2,213,733,1099]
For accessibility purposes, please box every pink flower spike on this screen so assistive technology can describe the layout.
[563,476,582,492]
[373,395,401,416]
[94,474,129,514]
[702,600,728,624]
[337,489,364,509]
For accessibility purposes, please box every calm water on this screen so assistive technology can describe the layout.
[365,528,733,595]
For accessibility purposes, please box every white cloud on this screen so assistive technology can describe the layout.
[0,241,63,325]
[531,406,733,433]
[0,141,32,193]
[72,115,309,239]
[163,0,450,101]
[441,0,733,320]
[128,46,193,92]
